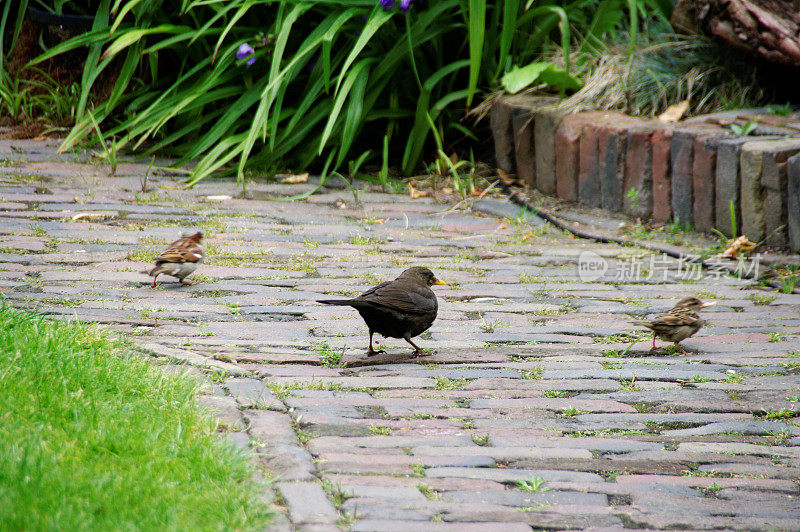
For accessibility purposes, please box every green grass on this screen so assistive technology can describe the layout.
[0,305,270,530]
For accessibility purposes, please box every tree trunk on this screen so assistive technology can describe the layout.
[672,0,800,67]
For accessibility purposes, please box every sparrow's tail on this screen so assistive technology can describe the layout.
[317,299,353,306]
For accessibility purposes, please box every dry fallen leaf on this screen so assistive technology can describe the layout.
[408,183,429,199]
[71,212,113,222]
[497,168,523,186]
[717,235,757,259]
[280,172,309,184]
[658,99,690,123]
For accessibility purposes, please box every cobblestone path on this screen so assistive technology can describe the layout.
[2,138,799,531]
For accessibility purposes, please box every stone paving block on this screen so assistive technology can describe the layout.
[274,481,339,525]
[351,521,532,532]
[4,138,800,531]
[225,377,285,410]
[195,394,246,431]
[425,467,603,483]
[260,443,316,482]
[245,409,300,446]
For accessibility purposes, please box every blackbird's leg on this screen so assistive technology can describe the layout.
[366,331,385,356]
[404,335,425,356]
[674,342,689,355]
[649,333,658,352]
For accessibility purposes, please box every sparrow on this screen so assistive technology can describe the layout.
[317,266,446,356]
[631,296,715,354]
[148,231,205,287]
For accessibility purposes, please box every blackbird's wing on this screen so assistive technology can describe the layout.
[356,281,436,315]
[155,237,203,266]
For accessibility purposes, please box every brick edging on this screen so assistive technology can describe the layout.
[490,96,800,252]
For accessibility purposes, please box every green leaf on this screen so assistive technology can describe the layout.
[101,25,190,60]
[335,7,392,93]
[320,58,375,155]
[501,62,582,94]
[496,0,520,79]
[466,0,486,107]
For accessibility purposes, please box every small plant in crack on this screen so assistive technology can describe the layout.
[435,376,469,390]
[515,477,550,492]
[369,424,391,436]
[320,478,350,508]
[698,483,723,497]
[748,293,777,306]
[471,433,490,447]
[417,484,442,500]
[557,406,585,418]
[313,341,346,367]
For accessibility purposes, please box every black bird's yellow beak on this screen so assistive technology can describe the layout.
[434,279,446,286]
[700,301,716,308]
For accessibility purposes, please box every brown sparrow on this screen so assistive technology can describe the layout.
[148,231,204,287]
[631,297,715,354]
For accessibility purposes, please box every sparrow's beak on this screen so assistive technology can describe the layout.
[700,301,716,308]
[434,279,446,286]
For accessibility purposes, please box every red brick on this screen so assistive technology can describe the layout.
[534,107,567,195]
[692,136,719,232]
[651,128,673,223]
[598,125,628,212]
[555,113,610,202]
[578,125,602,207]
[489,98,515,174]
[511,108,535,187]
[624,126,657,219]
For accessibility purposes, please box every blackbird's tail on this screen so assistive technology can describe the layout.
[317,299,353,306]
[630,320,653,329]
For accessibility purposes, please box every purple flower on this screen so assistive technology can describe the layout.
[400,0,412,10]
[379,0,394,9]
[236,43,255,66]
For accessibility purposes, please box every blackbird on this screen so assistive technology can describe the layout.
[148,231,205,287]
[631,296,715,354]
[317,266,446,356]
